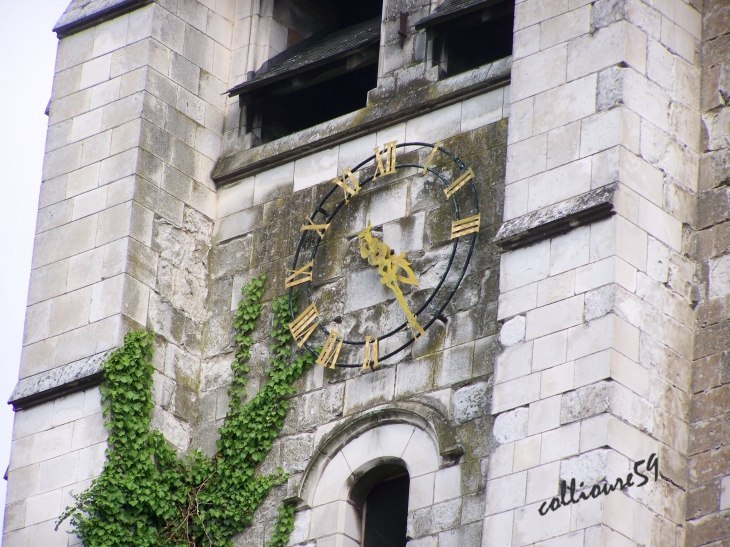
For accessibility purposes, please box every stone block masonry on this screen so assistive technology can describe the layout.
[6,1,233,544]
[684,1,730,545]
[6,0,511,543]
[208,115,508,546]
[8,0,730,545]
[486,0,709,544]
[4,388,107,546]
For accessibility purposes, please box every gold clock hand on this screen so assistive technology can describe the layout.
[357,223,424,337]
[384,279,425,337]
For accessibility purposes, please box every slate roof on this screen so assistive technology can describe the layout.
[227,17,381,97]
[54,0,150,37]
[415,0,496,29]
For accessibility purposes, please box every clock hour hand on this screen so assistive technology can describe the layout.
[357,223,425,337]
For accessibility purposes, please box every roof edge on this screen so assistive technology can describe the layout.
[414,0,498,30]
[227,38,379,97]
[54,0,152,38]
[227,17,381,97]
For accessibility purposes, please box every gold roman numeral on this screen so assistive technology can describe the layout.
[284,260,314,288]
[289,302,319,347]
[301,216,330,238]
[443,168,474,199]
[333,168,361,202]
[450,214,481,239]
[317,330,343,369]
[374,141,397,178]
[421,141,442,174]
[362,336,379,369]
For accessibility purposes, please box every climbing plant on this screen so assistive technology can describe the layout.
[58,273,316,547]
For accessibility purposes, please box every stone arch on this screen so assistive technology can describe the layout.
[289,401,464,546]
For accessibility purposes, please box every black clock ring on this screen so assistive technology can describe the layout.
[287,141,480,367]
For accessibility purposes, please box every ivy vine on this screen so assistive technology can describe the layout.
[58,273,316,547]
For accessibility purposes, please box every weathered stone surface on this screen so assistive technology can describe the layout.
[343,366,396,415]
[591,0,623,29]
[282,434,314,473]
[408,498,462,538]
[492,407,528,444]
[691,383,730,423]
[584,285,614,322]
[494,185,616,251]
[689,413,730,455]
[460,492,486,524]
[686,511,730,547]
[560,381,610,424]
[499,315,525,346]
[9,352,108,409]
[452,382,490,425]
[297,384,345,430]
[209,236,252,281]
[152,209,212,323]
[437,520,481,547]
[559,449,608,485]
[597,67,624,111]
[687,484,720,520]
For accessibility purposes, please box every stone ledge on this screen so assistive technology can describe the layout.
[494,184,616,252]
[212,57,511,186]
[54,0,152,38]
[8,352,109,410]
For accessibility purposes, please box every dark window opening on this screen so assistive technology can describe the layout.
[245,47,379,144]
[417,0,514,79]
[333,0,382,29]
[363,475,410,547]
[351,463,410,547]
[270,0,383,49]
[229,0,382,146]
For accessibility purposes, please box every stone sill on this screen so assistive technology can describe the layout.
[212,57,511,186]
[494,184,617,251]
[8,352,109,410]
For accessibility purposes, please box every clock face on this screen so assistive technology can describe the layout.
[286,140,480,369]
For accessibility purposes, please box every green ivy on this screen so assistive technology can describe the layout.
[266,502,297,547]
[58,274,316,547]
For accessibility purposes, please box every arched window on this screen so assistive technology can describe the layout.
[351,463,410,547]
[296,411,462,547]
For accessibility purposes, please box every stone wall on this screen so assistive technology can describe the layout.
[485,0,702,544]
[6,1,232,544]
[4,388,106,546]
[6,0,512,544]
[9,0,730,546]
[208,102,508,546]
[685,0,730,544]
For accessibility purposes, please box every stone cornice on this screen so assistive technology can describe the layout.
[8,352,109,410]
[54,0,152,38]
[494,184,617,252]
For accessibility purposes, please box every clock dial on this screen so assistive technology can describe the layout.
[287,140,480,369]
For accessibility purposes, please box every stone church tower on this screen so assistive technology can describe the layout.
[4,0,730,545]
